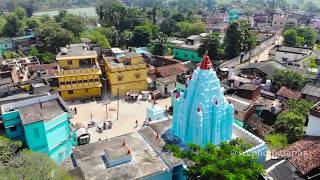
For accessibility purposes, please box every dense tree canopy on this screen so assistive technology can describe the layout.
[166,139,263,180]
[131,23,157,47]
[2,8,27,37]
[160,18,178,36]
[283,29,298,47]
[224,20,256,59]
[283,27,317,47]
[61,14,86,36]
[177,21,205,38]
[0,136,70,179]
[198,32,223,61]
[81,29,111,48]
[269,69,309,91]
[284,99,314,117]
[151,32,168,56]
[275,112,305,143]
[36,22,75,53]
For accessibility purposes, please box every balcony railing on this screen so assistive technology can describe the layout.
[55,67,102,77]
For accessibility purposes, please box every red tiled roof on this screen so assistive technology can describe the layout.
[245,114,273,137]
[277,137,320,175]
[276,86,301,100]
[154,64,187,78]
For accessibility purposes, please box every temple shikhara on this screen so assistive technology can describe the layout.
[172,54,234,146]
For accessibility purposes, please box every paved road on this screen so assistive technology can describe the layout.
[250,36,283,63]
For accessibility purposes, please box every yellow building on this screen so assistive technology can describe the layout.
[105,52,148,96]
[52,44,102,100]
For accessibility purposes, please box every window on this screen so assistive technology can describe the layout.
[175,52,178,55]
[235,110,239,114]
[33,128,40,138]
[85,89,89,93]
[9,126,17,132]
[89,79,94,82]
[78,80,83,83]
[184,54,188,57]
[68,60,72,65]
[282,57,288,62]
[68,90,74,94]
[191,55,195,58]
[95,79,99,82]
[83,80,88,83]
[72,81,77,84]
[60,82,66,85]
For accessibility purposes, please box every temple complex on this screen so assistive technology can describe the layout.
[172,54,234,146]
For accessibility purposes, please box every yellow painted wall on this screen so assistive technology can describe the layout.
[110,81,148,96]
[107,68,147,85]
[60,87,101,100]
[57,58,97,69]
[119,56,143,65]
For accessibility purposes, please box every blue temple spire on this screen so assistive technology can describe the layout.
[172,53,234,146]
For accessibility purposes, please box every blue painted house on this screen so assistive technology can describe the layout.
[1,95,73,164]
[0,38,14,53]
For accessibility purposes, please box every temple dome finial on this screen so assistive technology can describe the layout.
[199,53,212,70]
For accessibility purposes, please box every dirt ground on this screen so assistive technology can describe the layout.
[67,96,171,143]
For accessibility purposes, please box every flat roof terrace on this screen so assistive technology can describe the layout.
[56,44,97,60]
[1,95,68,124]
[71,132,169,180]
[19,100,66,125]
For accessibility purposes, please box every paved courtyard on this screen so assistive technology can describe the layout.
[67,96,171,143]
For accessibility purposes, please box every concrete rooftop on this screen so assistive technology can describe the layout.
[70,132,170,180]
[19,100,65,125]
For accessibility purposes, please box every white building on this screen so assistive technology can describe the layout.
[156,76,176,96]
[306,102,320,136]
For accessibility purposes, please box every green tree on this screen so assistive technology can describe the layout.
[269,69,308,91]
[81,29,111,48]
[152,32,168,56]
[61,14,86,36]
[0,136,70,179]
[36,22,75,53]
[131,24,154,47]
[284,99,314,117]
[97,1,147,31]
[160,18,177,36]
[15,7,27,21]
[275,112,304,143]
[0,136,22,164]
[166,141,263,180]
[283,27,317,47]
[120,30,133,48]
[265,133,288,149]
[28,47,39,57]
[198,32,223,61]
[2,51,20,59]
[98,27,120,47]
[297,27,317,47]
[224,20,256,59]
[54,10,67,23]
[283,29,297,47]
[26,17,40,29]
[3,13,25,37]
[40,52,54,64]
[176,21,205,38]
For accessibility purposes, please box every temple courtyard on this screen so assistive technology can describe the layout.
[67,96,171,142]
